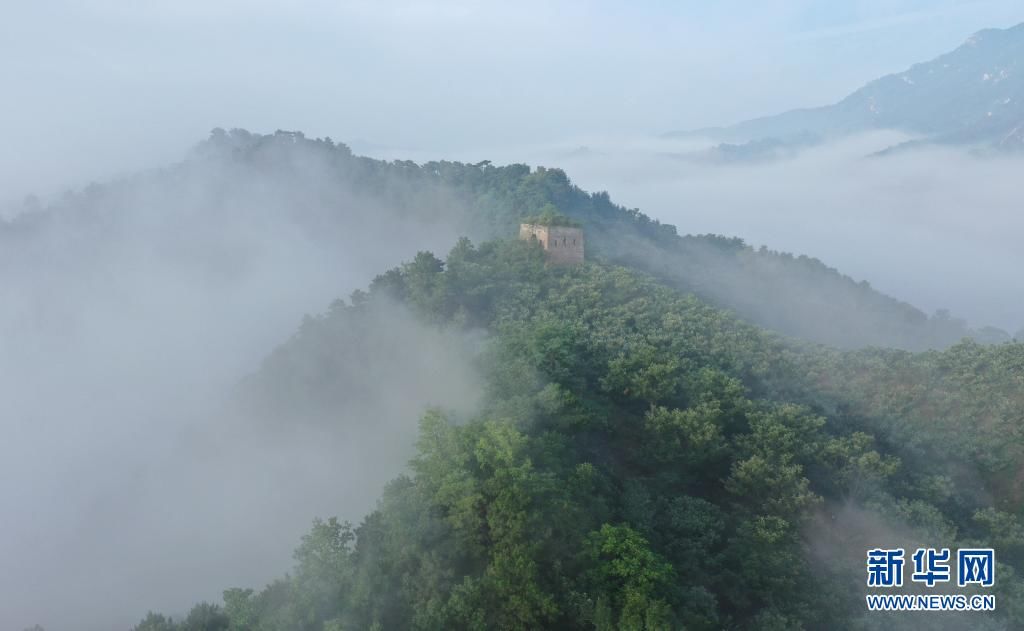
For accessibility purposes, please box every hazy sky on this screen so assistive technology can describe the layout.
[3,0,1024,198]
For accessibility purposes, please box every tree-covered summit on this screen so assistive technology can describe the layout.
[521,203,582,227]
[137,237,1024,630]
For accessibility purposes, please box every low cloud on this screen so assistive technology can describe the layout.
[0,138,481,630]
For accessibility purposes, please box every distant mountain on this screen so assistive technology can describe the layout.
[670,132,821,164]
[670,22,1024,151]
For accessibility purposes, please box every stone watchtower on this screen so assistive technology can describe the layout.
[519,222,584,265]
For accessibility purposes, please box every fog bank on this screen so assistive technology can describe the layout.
[0,139,481,630]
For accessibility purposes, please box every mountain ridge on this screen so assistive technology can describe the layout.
[2,128,1007,350]
[668,22,1024,152]
[132,234,1024,630]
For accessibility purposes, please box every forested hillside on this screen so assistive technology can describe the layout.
[5,128,991,350]
[136,238,1024,630]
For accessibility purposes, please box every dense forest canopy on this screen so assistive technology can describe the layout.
[134,237,1024,630]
